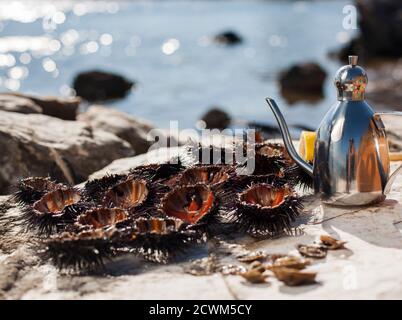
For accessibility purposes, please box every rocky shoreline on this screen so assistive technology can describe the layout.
[0,93,178,195]
[1,90,402,299]
[1,163,402,299]
[1,86,402,195]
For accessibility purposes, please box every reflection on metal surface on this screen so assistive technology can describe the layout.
[267,55,402,206]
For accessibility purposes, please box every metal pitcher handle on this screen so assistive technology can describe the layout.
[384,165,402,194]
[376,112,402,194]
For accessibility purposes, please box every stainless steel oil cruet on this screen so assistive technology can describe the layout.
[266,55,402,206]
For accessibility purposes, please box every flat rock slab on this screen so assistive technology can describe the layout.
[1,161,402,299]
[0,110,134,194]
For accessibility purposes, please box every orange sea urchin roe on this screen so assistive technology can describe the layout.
[177,192,214,224]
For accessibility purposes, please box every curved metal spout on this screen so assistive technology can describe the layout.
[265,98,314,177]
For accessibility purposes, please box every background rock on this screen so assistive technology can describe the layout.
[337,0,402,60]
[16,94,80,120]
[365,61,402,112]
[72,70,134,102]
[200,107,231,130]
[0,93,80,120]
[214,31,243,46]
[88,146,184,180]
[0,111,134,194]
[0,94,42,114]
[78,105,173,155]
[278,62,326,104]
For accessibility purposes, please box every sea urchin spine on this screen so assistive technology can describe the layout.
[22,187,84,235]
[230,183,303,238]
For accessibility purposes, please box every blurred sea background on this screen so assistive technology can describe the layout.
[0,0,355,129]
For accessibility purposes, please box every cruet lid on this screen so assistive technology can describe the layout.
[334,55,368,101]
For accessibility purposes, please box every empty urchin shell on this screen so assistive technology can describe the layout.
[119,217,206,263]
[285,163,315,191]
[22,186,86,235]
[129,162,185,184]
[13,177,59,205]
[102,178,149,209]
[229,180,303,238]
[75,207,130,231]
[44,228,119,270]
[181,143,238,167]
[160,184,220,227]
[244,142,289,176]
[101,177,168,217]
[175,164,234,187]
[82,173,127,202]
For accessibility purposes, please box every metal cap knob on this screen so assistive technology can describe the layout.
[349,55,358,66]
[334,55,367,101]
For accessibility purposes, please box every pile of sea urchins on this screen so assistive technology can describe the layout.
[13,143,310,271]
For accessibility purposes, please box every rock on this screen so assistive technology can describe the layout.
[0,111,134,194]
[200,108,231,130]
[2,159,402,298]
[88,146,184,180]
[279,62,327,94]
[337,0,402,60]
[0,94,42,114]
[278,62,326,104]
[366,78,402,110]
[72,70,134,102]
[78,105,171,155]
[20,94,80,120]
[7,93,80,120]
[334,38,364,62]
[0,93,80,120]
[214,31,243,46]
[362,60,402,116]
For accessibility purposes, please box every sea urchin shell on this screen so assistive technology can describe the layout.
[102,178,149,210]
[248,143,288,176]
[76,207,129,230]
[22,187,83,235]
[177,165,231,187]
[45,228,117,270]
[121,217,206,263]
[161,184,217,225]
[231,183,302,238]
[14,177,58,205]
[271,267,317,286]
[82,174,127,202]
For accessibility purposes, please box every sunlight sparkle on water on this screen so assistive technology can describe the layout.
[162,39,180,55]
[269,35,288,47]
[8,66,28,80]
[19,53,32,65]
[80,41,99,54]
[4,78,20,91]
[52,11,66,24]
[49,39,61,52]
[42,58,56,72]
[0,36,57,55]
[0,54,16,68]
[59,84,75,96]
[61,29,80,46]
[336,31,351,44]
[100,33,113,46]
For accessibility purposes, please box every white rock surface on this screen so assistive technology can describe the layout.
[0,110,134,194]
[1,156,402,299]
[78,105,178,156]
